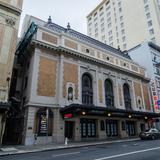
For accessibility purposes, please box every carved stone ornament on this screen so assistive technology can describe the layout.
[5,17,16,27]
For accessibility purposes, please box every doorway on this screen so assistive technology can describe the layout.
[65,121,74,139]
[126,121,136,136]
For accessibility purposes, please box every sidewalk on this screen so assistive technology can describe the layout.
[0,138,139,156]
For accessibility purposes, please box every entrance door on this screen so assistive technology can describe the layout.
[106,120,118,137]
[80,119,96,138]
[140,123,145,132]
[126,121,136,136]
[3,117,24,145]
[65,121,74,139]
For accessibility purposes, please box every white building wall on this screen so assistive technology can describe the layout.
[87,0,160,50]
[129,43,154,79]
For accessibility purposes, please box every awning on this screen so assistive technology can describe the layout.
[60,104,160,119]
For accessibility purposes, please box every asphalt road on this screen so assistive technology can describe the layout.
[1,140,160,160]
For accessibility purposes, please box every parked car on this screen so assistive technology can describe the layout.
[139,128,160,140]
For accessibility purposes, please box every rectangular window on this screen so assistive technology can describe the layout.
[148,20,152,27]
[94,17,97,21]
[95,28,98,33]
[118,1,121,7]
[123,43,127,50]
[121,29,125,35]
[88,22,92,26]
[102,35,105,41]
[108,30,112,36]
[120,16,123,21]
[145,5,149,12]
[149,28,154,35]
[107,17,111,22]
[108,22,111,28]
[101,28,105,32]
[144,0,148,4]
[116,32,118,37]
[107,12,111,17]
[88,17,92,22]
[100,12,104,16]
[94,12,97,17]
[94,23,98,27]
[121,22,124,28]
[99,6,103,11]
[100,17,104,22]
[119,7,122,12]
[151,37,156,42]
[101,23,104,28]
[117,39,119,43]
[146,12,151,19]
[106,5,110,11]
[109,36,113,41]
[122,36,126,42]
[109,42,113,46]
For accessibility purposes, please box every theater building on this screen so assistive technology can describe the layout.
[15,15,159,145]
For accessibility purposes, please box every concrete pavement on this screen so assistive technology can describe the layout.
[0,138,139,156]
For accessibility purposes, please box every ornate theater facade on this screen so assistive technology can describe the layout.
[14,15,159,145]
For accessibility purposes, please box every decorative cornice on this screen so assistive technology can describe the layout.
[0,2,22,15]
[45,22,132,60]
[32,39,150,82]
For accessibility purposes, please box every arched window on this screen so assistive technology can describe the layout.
[82,73,93,105]
[36,108,53,136]
[105,79,114,107]
[123,83,132,110]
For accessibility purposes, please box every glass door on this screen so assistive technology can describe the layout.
[80,119,96,138]
[106,120,118,137]
[126,121,136,136]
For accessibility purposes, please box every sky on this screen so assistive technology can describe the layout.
[19,0,101,35]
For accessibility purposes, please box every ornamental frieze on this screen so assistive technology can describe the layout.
[0,12,17,27]
[5,17,16,27]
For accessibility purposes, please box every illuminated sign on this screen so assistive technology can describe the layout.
[64,113,73,119]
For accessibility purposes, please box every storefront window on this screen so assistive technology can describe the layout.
[36,108,53,136]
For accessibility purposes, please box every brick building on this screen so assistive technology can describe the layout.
[14,15,159,145]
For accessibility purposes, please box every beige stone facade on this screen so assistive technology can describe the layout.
[37,56,57,97]
[0,0,23,144]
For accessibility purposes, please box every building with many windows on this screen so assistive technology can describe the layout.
[87,0,160,51]
[13,15,160,145]
[129,42,160,119]
[0,0,23,145]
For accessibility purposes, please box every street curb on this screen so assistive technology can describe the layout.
[0,138,140,157]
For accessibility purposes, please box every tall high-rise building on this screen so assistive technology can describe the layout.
[0,0,23,144]
[87,0,160,51]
